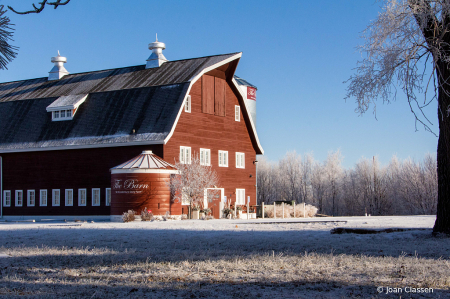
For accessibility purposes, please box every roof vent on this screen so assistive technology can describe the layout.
[146,34,168,69]
[48,51,69,80]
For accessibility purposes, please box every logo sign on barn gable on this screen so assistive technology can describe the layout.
[247,87,256,100]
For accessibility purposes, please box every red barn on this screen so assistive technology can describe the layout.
[0,39,263,220]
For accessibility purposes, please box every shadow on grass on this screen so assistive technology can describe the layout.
[0,276,443,299]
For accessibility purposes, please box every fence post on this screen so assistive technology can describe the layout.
[262,202,265,219]
[293,202,296,218]
[303,202,306,218]
[282,203,285,219]
[273,202,276,219]
[247,202,249,220]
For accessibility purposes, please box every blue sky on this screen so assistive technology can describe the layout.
[0,0,437,168]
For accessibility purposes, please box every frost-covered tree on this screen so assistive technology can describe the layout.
[169,154,219,210]
[346,0,450,234]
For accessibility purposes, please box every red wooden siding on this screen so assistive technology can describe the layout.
[164,74,257,207]
[1,144,163,216]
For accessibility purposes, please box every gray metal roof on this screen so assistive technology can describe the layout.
[234,75,257,89]
[0,53,239,103]
[0,53,242,152]
[0,83,189,151]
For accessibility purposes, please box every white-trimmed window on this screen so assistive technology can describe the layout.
[78,189,86,206]
[218,150,228,167]
[106,188,111,206]
[40,190,47,206]
[92,188,100,206]
[52,189,60,206]
[200,148,211,166]
[181,188,190,205]
[236,189,245,205]
[52,109,73,121]
[65,189,73,206]
[27,190,35,206]
[180,146,191,164]
[236,152,245,169]
[185,95,191,113]
[15,190,23,207]
[3,190,11,207]
[235,105,240,121]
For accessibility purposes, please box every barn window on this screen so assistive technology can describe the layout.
[40,190,47,206]
[185,95,191,113]
[78,189,86,206]
[236,152,245,168]
[200,148,211,166]
[106,188,111,206]
[180,146,191,164]
[15,190,23,207]
[92,189,100,206]
[3,190,11,207]
[218,150,228,167]
[27,190,35,206]
[235,105,240,121]
[52,189,60,206]
[236,189,245,205]
[65,189,73,206]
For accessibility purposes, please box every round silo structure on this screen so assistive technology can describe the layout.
[110,150,179,221]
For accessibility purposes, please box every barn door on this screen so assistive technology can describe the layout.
[207,189,222,219]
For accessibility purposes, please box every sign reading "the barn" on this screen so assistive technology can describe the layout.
[247,87,256,101]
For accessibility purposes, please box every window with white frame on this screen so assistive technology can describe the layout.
[52,189,60,206]
[15,190,23,207]
[181,188,190,205]
[236,189,245,205]
[180,146,191,164]
[92,188,100,206]
[235,105,240,121]
[52,109,73,121]
[185,95,191,113]
[40,190,47,206]
[27,190,35,206]
[106,188,111,206]
[236,152,245,168]
[78,189,86,206]
[200,148,211,166]
[3,190,11,207]
[65,189,73,206]
[218,150,228,167]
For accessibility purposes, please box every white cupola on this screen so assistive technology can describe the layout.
[146,34,168,69]
[48,51,69,80]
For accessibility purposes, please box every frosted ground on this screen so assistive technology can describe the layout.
[0,216,449,298]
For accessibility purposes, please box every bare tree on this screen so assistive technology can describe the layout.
[169,154,219,210]
[345,0,450,234]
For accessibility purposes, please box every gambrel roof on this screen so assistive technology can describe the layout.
[0,52,263,154]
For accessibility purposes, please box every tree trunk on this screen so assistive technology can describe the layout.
[433,60,450,234]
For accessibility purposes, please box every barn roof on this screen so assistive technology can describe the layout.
[0,52,264,154]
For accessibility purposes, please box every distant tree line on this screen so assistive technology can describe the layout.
[257,151,437,216]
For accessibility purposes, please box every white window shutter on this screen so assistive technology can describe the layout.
[180,147,185,164]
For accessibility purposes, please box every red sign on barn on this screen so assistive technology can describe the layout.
[247,87,256,100]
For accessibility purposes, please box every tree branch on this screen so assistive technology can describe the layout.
[8,0,70,15]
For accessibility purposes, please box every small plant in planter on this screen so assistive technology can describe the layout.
[192,205,200,211]
[122,209,136,222]
[236,206,243,211]
[202,208,211,215]
[141,208,153,221]
[223,208,233,217]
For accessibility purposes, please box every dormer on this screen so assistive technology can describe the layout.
[46,94,88,121]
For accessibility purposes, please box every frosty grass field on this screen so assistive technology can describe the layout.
[0,216,449,298]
